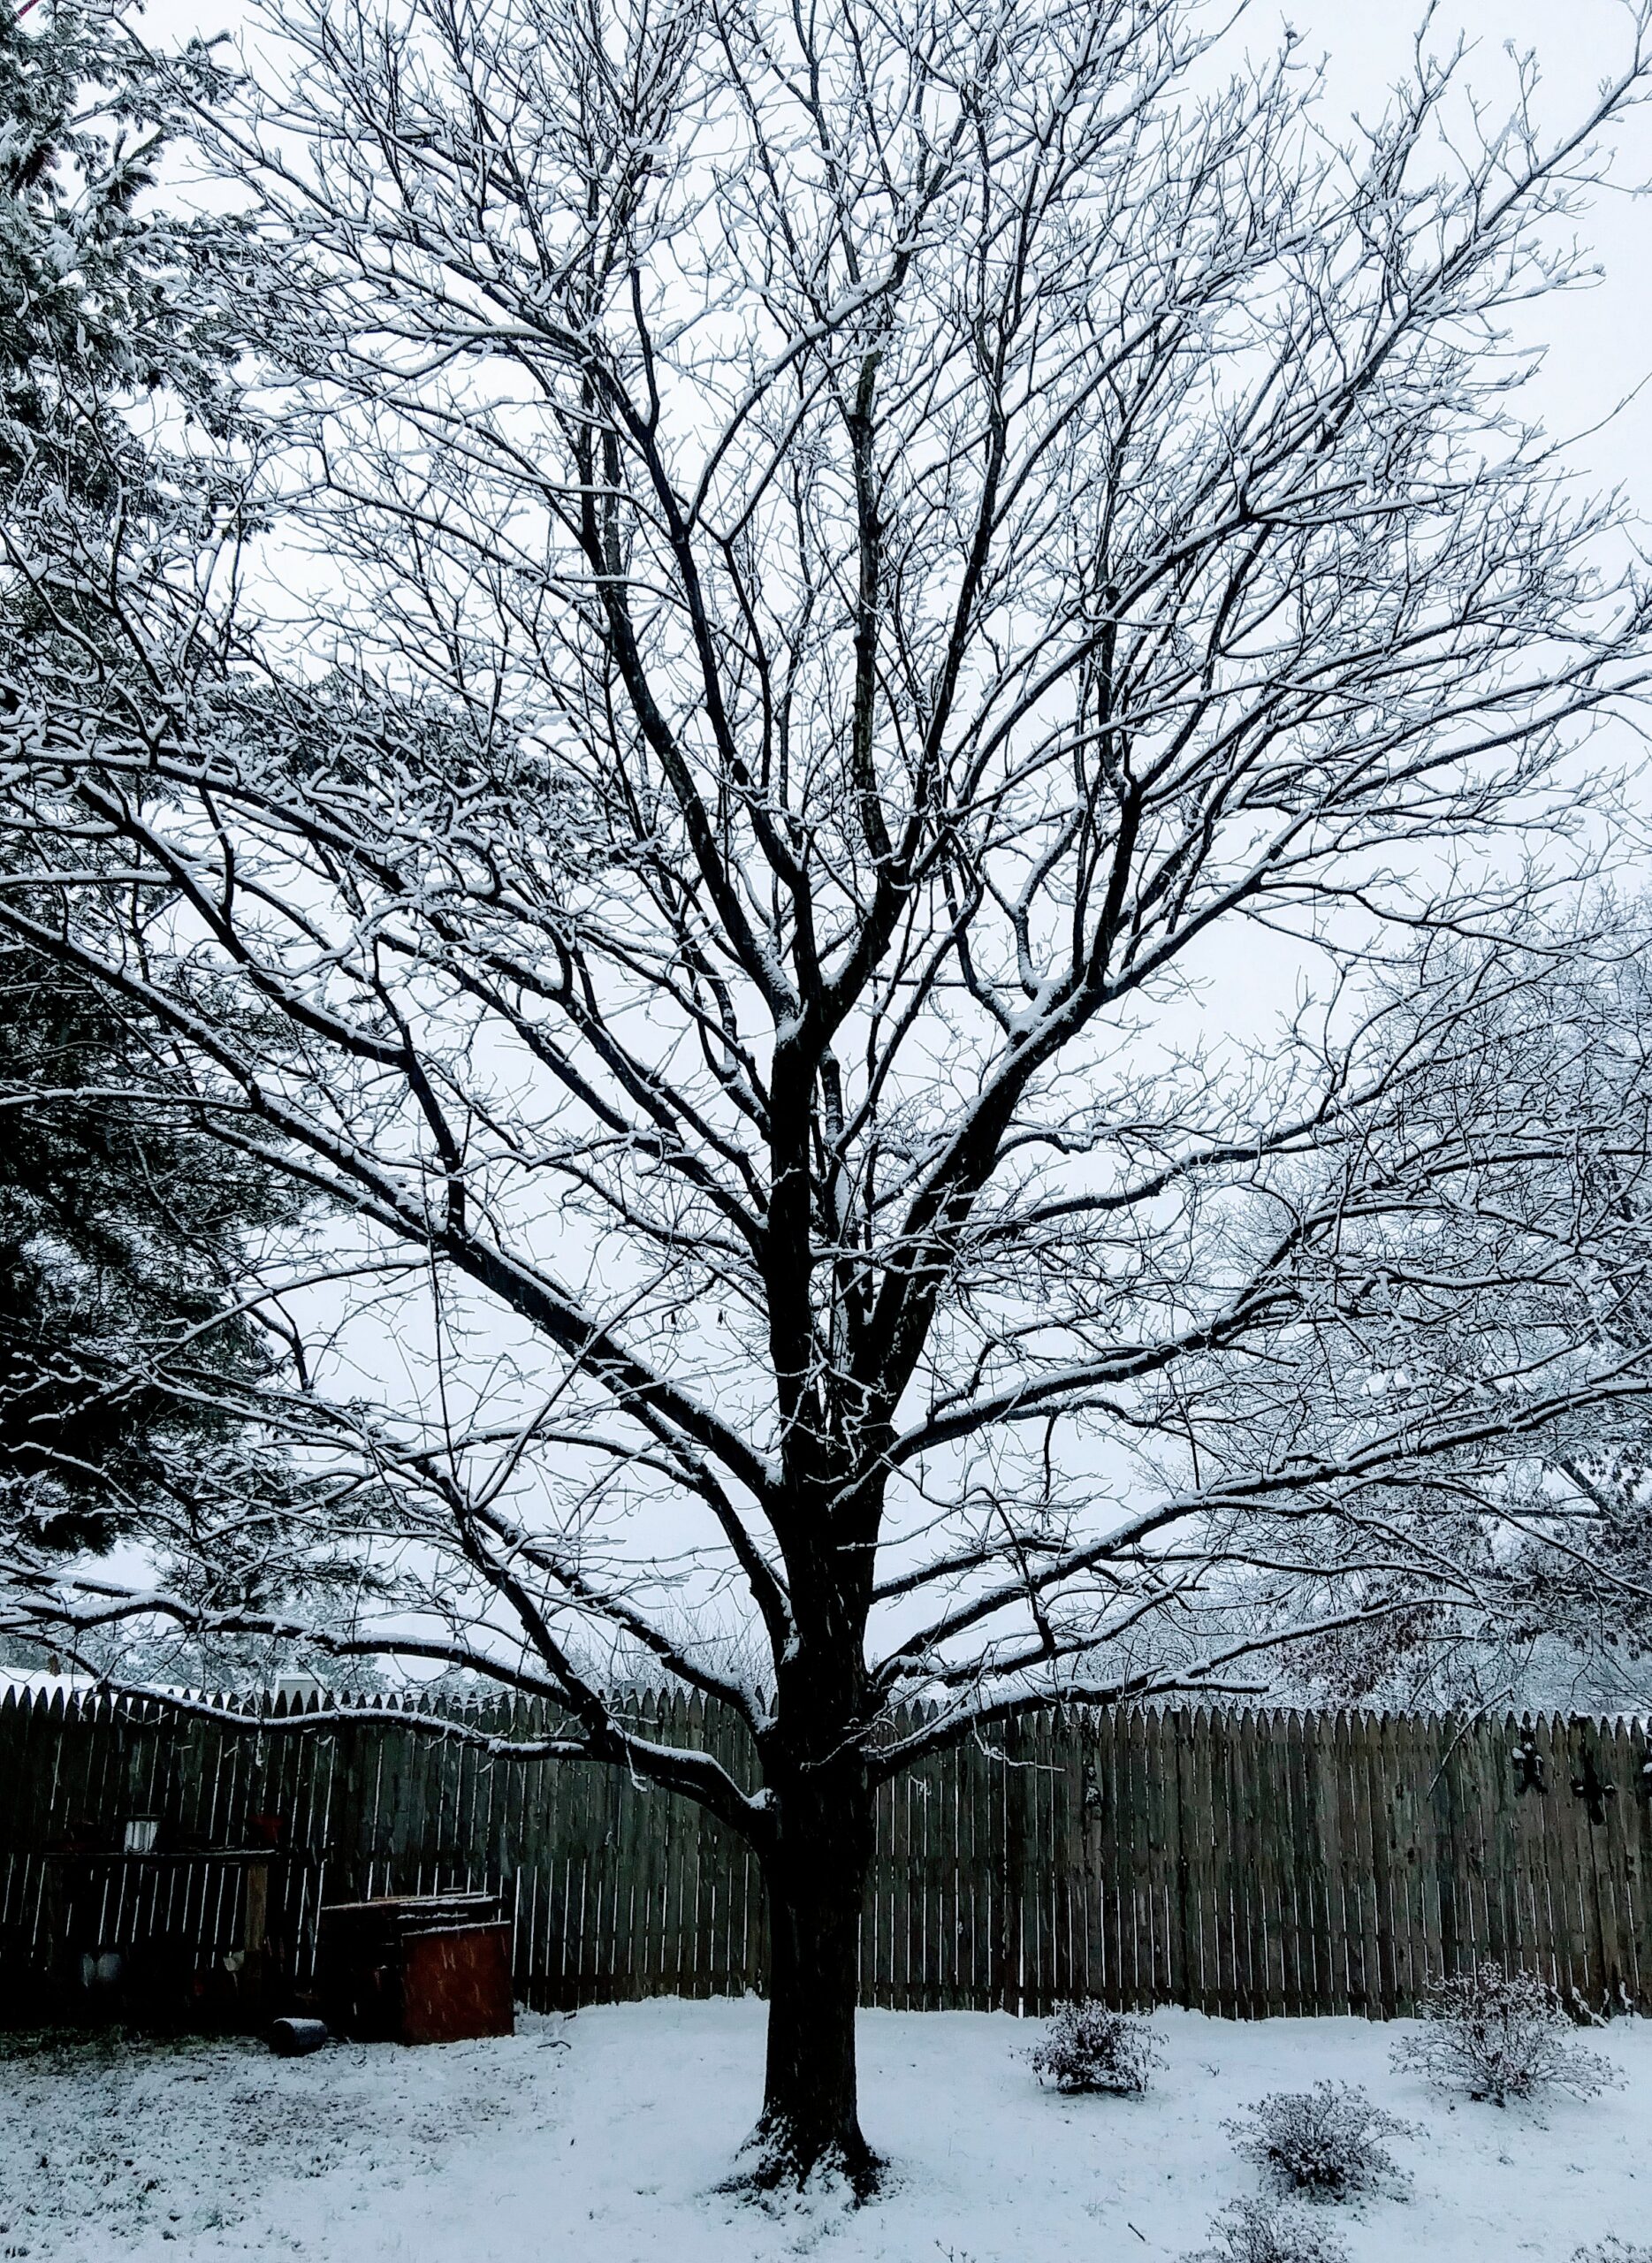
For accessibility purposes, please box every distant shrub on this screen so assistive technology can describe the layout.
[1390,1963,1622,2107]
[1183,2196,1351,2263]
[1028,1999,1163,2095]
[1224,2080,1412,2201]
[1572,2244,1652,2263]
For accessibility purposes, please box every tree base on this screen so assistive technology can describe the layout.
[722,2112,885,2206]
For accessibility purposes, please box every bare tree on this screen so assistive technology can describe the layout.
[5,0,1652,2191]
[1191,931,1652,1709]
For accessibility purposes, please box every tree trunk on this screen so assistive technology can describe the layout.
[742,1761,879,2197]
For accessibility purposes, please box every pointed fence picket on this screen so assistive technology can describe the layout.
[3,1690,1650,2017]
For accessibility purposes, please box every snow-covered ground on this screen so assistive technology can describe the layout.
[2,1999,1647,2261]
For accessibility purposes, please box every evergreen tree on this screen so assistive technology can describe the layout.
[0,3,300,1557]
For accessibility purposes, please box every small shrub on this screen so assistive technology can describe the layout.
[1390,1962,1622,2107]
[1183,2196,1351,2263]
[1224,2080,1412,2201]
[1573,2244,1652,2263]
[1028,1998,1163,2095]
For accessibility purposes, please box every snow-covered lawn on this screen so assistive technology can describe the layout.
[3,1999,1648,2261]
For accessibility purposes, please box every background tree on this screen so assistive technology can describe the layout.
[1218,932,1652,1710]
[4,0,1652,2193]
[0,3,321,1568]
[0,948,306,1555]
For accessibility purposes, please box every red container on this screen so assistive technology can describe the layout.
[317,1893,514,2045]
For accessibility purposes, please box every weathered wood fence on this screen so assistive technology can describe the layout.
[4,1688,1652,2018]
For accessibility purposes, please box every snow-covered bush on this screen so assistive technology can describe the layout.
[1183,2196,1351,2263]
[1390,1963,1622,2107]
[1028,1999,1163,2095]
[1572,2243,1652,2263]
[1223,2080,1412,2200]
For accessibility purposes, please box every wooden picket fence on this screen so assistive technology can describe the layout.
[4,1686,1652,2019]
